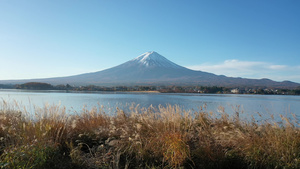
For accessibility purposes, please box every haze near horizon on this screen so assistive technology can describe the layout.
[0,0,299,83]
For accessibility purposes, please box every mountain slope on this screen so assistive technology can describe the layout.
[0,51,299,88]
[54,51,217,84]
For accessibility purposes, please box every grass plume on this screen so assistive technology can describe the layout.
[0,100,300,168]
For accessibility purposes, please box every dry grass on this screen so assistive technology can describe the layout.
[0,100,300,168]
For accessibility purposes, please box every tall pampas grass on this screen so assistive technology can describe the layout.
[0,100,300,168]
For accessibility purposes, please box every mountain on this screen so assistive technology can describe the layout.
[1,51,299,88]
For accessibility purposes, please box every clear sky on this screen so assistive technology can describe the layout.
[1,0,300,83]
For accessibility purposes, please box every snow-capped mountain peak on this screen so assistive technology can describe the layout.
[132,51,182,68]
[1,51,299,89]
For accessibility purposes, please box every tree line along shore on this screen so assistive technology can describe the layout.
[1,82,300,95]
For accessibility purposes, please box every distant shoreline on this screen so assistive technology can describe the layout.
[2,88,300,96]
[1,82,300,95]
[125,90,160,93]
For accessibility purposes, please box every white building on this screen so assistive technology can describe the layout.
[231,88,239,94]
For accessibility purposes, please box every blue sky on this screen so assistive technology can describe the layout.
[1,0,300,83]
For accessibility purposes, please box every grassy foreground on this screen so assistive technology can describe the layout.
[0,101,300,169]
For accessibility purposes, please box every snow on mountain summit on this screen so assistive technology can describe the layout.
[132,51,182,68]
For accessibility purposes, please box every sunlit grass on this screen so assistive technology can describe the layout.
[0,100,300,168]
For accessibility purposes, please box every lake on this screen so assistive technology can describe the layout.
[1,89,300,123]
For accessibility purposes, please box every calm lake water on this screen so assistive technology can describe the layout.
[1,89,300,122]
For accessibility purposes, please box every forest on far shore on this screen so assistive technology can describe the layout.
[1,82,300,95]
